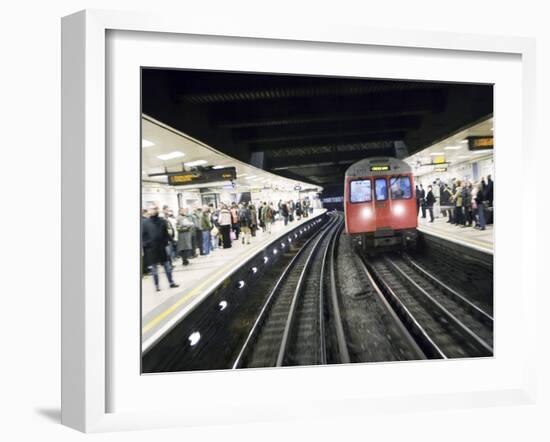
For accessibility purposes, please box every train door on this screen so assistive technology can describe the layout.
[374,177,392,229]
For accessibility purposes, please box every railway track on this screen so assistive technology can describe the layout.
[232,213,344,368]
[358,252,493,359]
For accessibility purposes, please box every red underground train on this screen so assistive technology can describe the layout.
[344,156,418,251]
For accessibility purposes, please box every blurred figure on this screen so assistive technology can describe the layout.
[200,205,212,256]
[451,180,463,225]
[425,185,436,222]
[230,203,240,240]
[474,182,486,230]
[442,184,454,223]
[295,200,302,220]
[462,182,473,227]
[176,207,194,265]
[238,202,252,245]
[193,207,204,256]
[281,200,289,225]
[261,202,274,234]
[418,184,426,218]
[142,204,179,291]
[218,204,232,248]
[415,185,421,215]
[249,203,258,237]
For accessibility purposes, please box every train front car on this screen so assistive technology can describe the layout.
[344,157,418,252]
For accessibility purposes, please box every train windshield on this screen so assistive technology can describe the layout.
[350,179,372,203]
[375,178,388,201]
[389,176,412,200]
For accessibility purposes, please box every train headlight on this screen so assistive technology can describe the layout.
[392,204,405,216]
[361,207,372,219]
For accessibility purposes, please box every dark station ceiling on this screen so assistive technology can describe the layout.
[142,69,493,190]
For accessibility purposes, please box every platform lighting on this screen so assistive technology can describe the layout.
[444,145,462,150]
[212,165,227,169]
[263,256,269,264]
[273,249,278,255]
[237,280,245,288]
[157,151,185,161]
[218,301,228,311]
[184,159,208,167]
[429,152,444,155]
[288,238,292,242]
[251,267,258,274]
[460,139,469,143]
[142,139,155,148]
[245,175,258,180]
[188,332,201,346]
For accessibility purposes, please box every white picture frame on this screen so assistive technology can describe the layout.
[61,9,537,433]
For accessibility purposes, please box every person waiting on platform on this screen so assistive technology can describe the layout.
[142,204,179,292]
[176,207,194,266]
[199,205,213,256]
[238,202,252,245]
[249,203,258,237]
[420,184,427,217]
[295,200,302,220]
[230,203,240,240]
[425,185,436,222]
[451,180,463,225]
[281,201,289,225]
[473,181,487,231]
[461,182,473,227]
[261,202,274,233]
[441,183,454,223]
[218,204,232,248]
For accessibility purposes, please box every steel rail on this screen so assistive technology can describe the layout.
[402,253,493,325]
[354,255,427,360]
[358,252,447,359]
[275,216,343,366]
[231,215,338,369]
[385,256,493,355]
[327,222,351,364]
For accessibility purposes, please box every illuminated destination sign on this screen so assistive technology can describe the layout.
[434,167,448,172]
[167,167,236,186]
[370,165,390,171]
[467,136,493,151]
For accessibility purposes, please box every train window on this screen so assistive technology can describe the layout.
[389,176,412,200]
[375,178,388,201]
[350,179,372,203]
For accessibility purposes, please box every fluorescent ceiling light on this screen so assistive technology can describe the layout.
[460,139,469,143]
[212,165,227,169]
[184,160,208,167]
[429,152,444,155]
[457,155,470,159]
[142,139,155,148]
[157,151,185,161]
[444,145,462,150]
[245,175,258,180]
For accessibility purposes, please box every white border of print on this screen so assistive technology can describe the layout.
[61,9,537,433]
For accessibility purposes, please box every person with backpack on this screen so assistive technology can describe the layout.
[238,202,252,245]
[261,202,274,234]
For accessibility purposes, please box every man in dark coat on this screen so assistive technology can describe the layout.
[418,184,426,218]
[142,204,179,291]
[425,185,436,222]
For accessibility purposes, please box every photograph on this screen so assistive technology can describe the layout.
[140,69,494,373]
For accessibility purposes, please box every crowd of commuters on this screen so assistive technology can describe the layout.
[415,175,494,231]
[141,198,313,291]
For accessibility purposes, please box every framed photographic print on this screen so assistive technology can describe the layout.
[61,9,537,432]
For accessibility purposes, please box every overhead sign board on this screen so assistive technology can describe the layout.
[370,165,390,171]
[167,167,236,186]
[467,136,494,151]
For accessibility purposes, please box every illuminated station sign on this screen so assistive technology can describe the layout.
[167,167,237,186]
[467,136,493,151]
[370,165,390,171]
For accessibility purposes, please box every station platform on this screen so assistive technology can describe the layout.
[417,214,493,255]
[142,209,327,351]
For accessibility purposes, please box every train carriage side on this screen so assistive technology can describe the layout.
[344,157,418,251]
